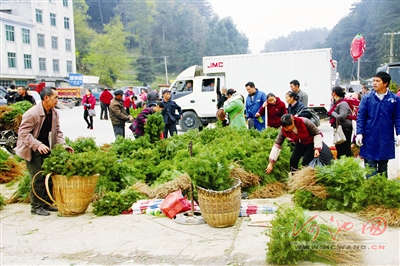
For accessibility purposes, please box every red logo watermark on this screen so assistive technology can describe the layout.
[292,215,387,242]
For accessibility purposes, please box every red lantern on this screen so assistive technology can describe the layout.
[350,33,366,62]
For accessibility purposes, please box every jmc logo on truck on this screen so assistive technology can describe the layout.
[207,62,224,68]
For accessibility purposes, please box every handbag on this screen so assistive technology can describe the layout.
[333,120,346,145]
[88,109,96,117]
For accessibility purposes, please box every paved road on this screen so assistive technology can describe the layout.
[58,106,399,179]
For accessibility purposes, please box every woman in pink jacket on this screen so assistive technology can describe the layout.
[82,89,96,129]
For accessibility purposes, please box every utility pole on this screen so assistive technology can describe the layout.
[383,31,400,63]
[164,56,169,84]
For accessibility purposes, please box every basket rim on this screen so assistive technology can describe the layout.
[196,178,241,194]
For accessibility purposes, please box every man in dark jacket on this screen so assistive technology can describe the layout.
[15,86,35,105]
[161,89,182,138]
[109,90,133,139]
[146,89,159,107]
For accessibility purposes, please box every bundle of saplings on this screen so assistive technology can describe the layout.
[356,175,400,226]
[0,101,33,131]
[292,157,367,212]
[93,124,290,215]
[266,205,363,265]
[7,173,30,203]
[0,194,5,210]
[0,149,25,183]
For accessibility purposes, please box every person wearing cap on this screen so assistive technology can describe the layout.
[109,89,134,139]
[223,89,246,129]
[130,102,164,138]
[82,89,96,130]
[162,89,182,138]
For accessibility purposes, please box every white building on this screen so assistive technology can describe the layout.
[0,0,76,88]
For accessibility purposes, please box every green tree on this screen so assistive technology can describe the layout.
[136,56,155,86]
[73,0,97,74]
[325,0,400,81]
[87,17,129,87]
[205,16,249,56]
[261,28,330,53]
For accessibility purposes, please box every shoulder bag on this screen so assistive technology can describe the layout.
[333,119,346,145]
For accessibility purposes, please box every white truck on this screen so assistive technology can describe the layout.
[169,48,337,131]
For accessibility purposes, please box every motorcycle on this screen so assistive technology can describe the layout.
[0,129,18,154]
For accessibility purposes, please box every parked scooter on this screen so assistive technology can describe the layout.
[0,129,17,154]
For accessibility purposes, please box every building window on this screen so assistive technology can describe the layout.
[37,33,45,47]
[64,17,69,29]
[8,52,16,68]
[66,61,72,73]
[53,59,59,72]
[15,80,28,86]
[22,28,30,44]
[36,9,42,23]
[5,25,14,41]
[39,58,46,71]
[1,80,13,87]
[50,13,56,26]
[51,36,58,49]
[24,54,32,69]
[63,0,68,7]
[65,39,71,51]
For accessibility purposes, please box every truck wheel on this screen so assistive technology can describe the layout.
[179,111,201,132]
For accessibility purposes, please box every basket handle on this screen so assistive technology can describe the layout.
[31,171,56,207]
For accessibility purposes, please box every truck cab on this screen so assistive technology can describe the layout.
[169,65,225,131]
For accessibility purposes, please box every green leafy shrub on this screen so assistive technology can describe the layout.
[0,101,33,125]
[355,175,400,209]
[293,190,328,211]
[0,194,6,210]
[0,148,11,172]
[295,157,367,212]
[66,137,99,153]
[144,111,164,143]
[266,205,361,265]
[185,148,232,191]
[92,188,145,216]
[42,143,100,177]
[8,173,30,203]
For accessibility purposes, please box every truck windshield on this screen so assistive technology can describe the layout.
[388,66,400,85]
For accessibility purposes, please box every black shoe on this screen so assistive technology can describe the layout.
[87,125,90,129]
[31,207,50,216]
[44,205,58,212]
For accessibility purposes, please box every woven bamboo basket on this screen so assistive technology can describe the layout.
[196,178,241,228]
[33,172,99,216]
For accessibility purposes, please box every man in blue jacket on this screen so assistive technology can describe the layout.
[245,82,267,131]
[162,89,182,138]
[356,71,400,178]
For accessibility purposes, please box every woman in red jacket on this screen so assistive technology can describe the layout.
[265,114,332,174]
[82,89,96,129]
[255,93,287,128]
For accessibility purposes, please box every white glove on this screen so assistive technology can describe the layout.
[355,134,363,146]
[396,135,400,147]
